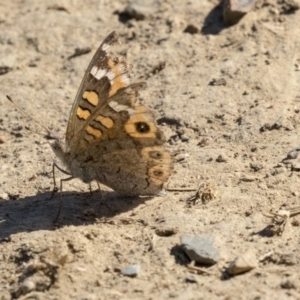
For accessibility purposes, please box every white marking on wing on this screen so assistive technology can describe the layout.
[101,43,110,51]
[121,74,130,85]
[95,69,106,80]
[90,66,98,77]
[106,70,115,81]
[90,66,106,80]
[109,101,135,113]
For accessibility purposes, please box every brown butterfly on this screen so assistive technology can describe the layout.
[50,31,173,196]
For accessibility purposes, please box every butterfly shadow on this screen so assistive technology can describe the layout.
[0,190,152,240]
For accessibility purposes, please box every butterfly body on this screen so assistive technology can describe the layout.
[52,32,173,196]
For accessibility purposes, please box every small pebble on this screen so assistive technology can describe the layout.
[0,193,9,200]
[271,167,285,176]
[181,234,220,265]
[19,279,36,295]
[216,154,228,163]
[292,163,300,172]
[223,0,255,25]
[287,149,298,159]
[210,78,227,86]
[180,134,190,142]
[285,122,294,131]
[124,0,157,20]
[185,274,199,283]
[240,175,256,182]
[250,162,264,172]
[121,264,141,277]
[227,249,258,275]
[155,227,178,237]
[0,66,11,75]
[83,208,96,216]
[281,279,296,290]
[183,24,199,34]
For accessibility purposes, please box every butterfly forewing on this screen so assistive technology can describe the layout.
[66,31,130,141]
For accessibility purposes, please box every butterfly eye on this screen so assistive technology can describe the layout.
[135,122,150,133]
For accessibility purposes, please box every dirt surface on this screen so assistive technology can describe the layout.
[1,0,300,299]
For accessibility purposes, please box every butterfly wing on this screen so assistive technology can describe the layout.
[66,32,173,195]
[66,31,125,142]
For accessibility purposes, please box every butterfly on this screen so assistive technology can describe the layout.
[50,31,173,196]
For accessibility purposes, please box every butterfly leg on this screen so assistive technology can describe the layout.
[88,182,93,194]
[94,174,115,214]
[50,162,71,199]
[87,182,101,197]
[50,163,73,222]
[54,175,74,222]
[95,179,103,199]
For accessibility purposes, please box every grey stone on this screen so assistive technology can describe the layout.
[121,264,141,277]
[124,0,158,20]
[287,149,298,159]
[271,167,285,176]
[181,234,220,265]
[223,0,255,26]
[216,154,228,163]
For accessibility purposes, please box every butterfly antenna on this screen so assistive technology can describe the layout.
[6,95,60,139]
[25,126,48,137]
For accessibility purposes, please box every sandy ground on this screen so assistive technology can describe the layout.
[1,0,300,299]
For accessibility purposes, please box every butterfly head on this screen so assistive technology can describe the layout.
[50,138,70,167]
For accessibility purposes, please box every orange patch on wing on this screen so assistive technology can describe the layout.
[77,107,90,120]
[148,165,170,185]
[85,125,102,139]
[141,147,172,164]
[124,113,157,139]
[108,58,129,97]
[96,115,114,129]
[83,91,99,106]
